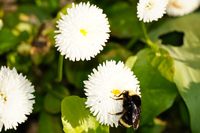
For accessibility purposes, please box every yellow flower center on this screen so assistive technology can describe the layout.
[1,93,6,101]
[145,2,154,10]
[111,89,121,96]
[80,29,87,36]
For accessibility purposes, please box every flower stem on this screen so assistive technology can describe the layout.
[141,21,150,42]
[126,37,137,49]
[141,21,158,51]
[56,54,63,82]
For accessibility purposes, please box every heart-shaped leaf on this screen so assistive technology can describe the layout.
[148,11,200,133]
[61,96,109,133]
[126,48,177,125]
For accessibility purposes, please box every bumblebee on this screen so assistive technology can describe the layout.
[112,90,141,130]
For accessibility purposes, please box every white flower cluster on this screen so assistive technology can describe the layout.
[0,67,35,131]
[54,0,199,128]
[137,0,199,22]
[166,0,199,16]
[84,60,140,127]
[2,0,199,131]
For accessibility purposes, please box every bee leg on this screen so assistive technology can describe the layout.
[110,90,127,100]
[110,96,123,100]
[109,111,123,115]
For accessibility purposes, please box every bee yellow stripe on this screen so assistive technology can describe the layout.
[119,119,132,128]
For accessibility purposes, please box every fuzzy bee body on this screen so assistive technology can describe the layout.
[113,90,141,130]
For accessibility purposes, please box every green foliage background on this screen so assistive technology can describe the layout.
[0,0,200,133]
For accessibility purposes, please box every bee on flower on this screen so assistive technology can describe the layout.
[84,60,141,128]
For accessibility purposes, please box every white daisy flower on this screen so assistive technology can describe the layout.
[166,0,199,16]
[137,0,169,22]
[84,60,140,127]
[55,2,110,61]
[0,66,35,131]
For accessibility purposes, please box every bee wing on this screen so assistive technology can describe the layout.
[131,101,141,130]
[131,103,137,122]
[133,111,140,130]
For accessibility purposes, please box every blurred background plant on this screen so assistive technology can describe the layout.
[0,0,200,133]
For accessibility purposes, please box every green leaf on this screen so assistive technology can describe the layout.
[149,11,200,133]
[6,52,32,73]
[3,12,19,28]
[49,85,70,100]
[105,2,142,38]
[55,4,72,22]
[98,42,133,63]
[0,28,18,54]
[162,46,200,133]
[61,96,109,133]
[125,56,137,69]
[44,93,61,114]
[127,48,177,125]
[33,92,44,113]
[35,0,59,13]
[149,12,200,44]
[147,48,174,82]
[18,5,51,22]
[64,61,95,89]
[42,84,70,114]
[127,118,166,133]
[38,111,63,133]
